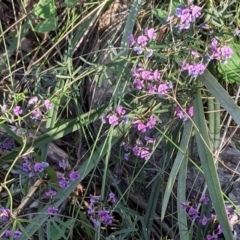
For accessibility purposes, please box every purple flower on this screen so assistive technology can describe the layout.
[188,207,199,219]
[188,106,194,117]
[134,78,144,90]
[90,217,100,227]
[116,105,126,116]
[31,109,41,120]
[0,208,10,223]
[220,45,233,63]
[13,230,22,238]
[69,171,80,181]
[13,106,23,116]
[206,234,218,240]
[217,224,223,235]
[191,5,201,21]
[180,202,188,210]
[98,210,113,225]
[139,149,150,160]
[5,230,12,238]
[59,159,68,169]
[144,28,156,40]
[137,122,147,132]
[158,84,168,95]
[199,215,208,225]
[137,35,148,47]
[107,115,119,126]
[59,179,69,188]
[146,49,153,58]
[34,163,44,173]
[109,192,116,204]
[23,162,31,173]
[141,70,153,81]
[201,195,210,205]
[233,28,240,36]
[89,194,101,203]
[46,189,57,197]
[147,84,157,93]
[146,115,157,129]
[56,172,65,179]
[133,46,143,54]
[44,99,52,110]
[153,69,161,80]
[175,107,188,121]
[47,206,58,215]
[28,96,38,105]
[129,34,136,47]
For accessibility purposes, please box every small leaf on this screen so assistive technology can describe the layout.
[35,18,57,33]
[62,0,79,8]
[33,1,56,19]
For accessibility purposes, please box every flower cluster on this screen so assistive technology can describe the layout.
[175,106,194,121]
[208,38,234,64]
[132,115,157,133]
[0,137,15,150]
[132,66,173,95]
[103,105,127,127]
[9,96,53,120]
[121,136,155,161]
[22,160,49,177]
[87,193,115,227]
[174,4,202,30]
[129,28,156,57]
[5,230,22,239]
[180,195,237,239]
[56,170,80,189]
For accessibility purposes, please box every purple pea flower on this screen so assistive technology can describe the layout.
[109,192,116,204]
[199,215,208,225]
[5,230,12,238]
[134,78,144,90]
[146,115,157,129]
[206,234,218,240]
[153,69,161,80]
[139,149,150,160]
[175,107,188,121]
[44,99,52,110]
[146,49,153,58]
[47,206,58,215]
[23,162,31,173]
[46,189,57,197]
[90,217,100,227]
[116,105,126,116]
[201,195,210,205]
[98,210,113,225]
[28,96,38,105]
[0,208,10,223]
[129,34,136,47]
[34,163,44,173]
[59,179,69,189]
[158,84,168,95]
[107,115,119,126]
[188,106,194,117]
[13,106,23,116]
[180,202,188,210]
[137,35,148,47]
[220,45,234,63]
[133,46,143,54]
[144,28,156,40]
[31,109,41,120]
[69,171,80,181]
[191,5,201,21]
[188,207,199,219]
[13,230,22,238]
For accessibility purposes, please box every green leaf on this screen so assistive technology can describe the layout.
[218,42,240,83]
[161,121,192,220]
[33,0,56,19]
[193,87,233,240]
[199,69,240,126]
[34,18,57,33]
[62,0,79,8]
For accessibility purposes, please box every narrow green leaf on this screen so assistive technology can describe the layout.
[161,121,192,220]
[193,87,233,240]
[199,69,240,126]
